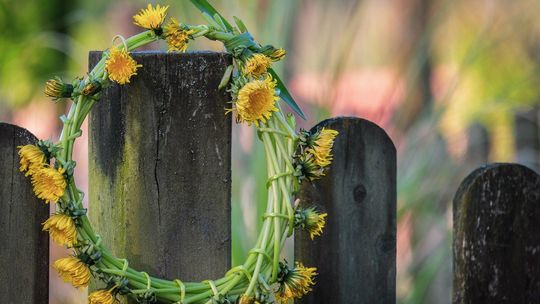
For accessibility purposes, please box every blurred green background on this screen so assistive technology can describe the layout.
[1,0,539,303]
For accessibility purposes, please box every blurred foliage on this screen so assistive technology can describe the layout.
[1,0,539,303]
[0,0,74,106]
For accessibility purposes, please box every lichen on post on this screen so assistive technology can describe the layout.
[88,51,232,294]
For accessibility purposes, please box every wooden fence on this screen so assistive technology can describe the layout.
[0,52,539,303]
[0,123,49,303]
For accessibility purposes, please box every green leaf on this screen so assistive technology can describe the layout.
[213,13,228,32]
[269,68,306,120]
[224,32,257,51]
[233,16,248,33]
[201,12,221,29]
[218,65,234,90]
[189,0,233,32]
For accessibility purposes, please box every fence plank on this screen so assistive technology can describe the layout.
[453,163,540,303]
[295,117,397,304]
[88,51,232,289]
[0,123,49,303]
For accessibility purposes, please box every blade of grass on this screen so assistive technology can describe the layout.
[189,0,234,32]
[269,68,306,120]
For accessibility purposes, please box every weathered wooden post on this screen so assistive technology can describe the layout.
[0,123,49,303]
[295,117,397,303]
[453,163,540,303]
[88,51,232,289]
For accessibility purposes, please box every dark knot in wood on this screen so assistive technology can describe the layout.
[353,183,367,203]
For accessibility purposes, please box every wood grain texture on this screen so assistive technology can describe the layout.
[0,123,49,303]
[453,163,540,304]
[88,51,232,289]
[295,117,396,304]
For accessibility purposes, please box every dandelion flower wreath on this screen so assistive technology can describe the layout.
[18,2,339,303]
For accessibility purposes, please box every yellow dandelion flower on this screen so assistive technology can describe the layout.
[235,76,279,127]
[270,48,286,61]
[31,166,66,204]
[44,77,73,100]
[53,256,91,288]
[296,207,327,240]
[17,144,46,176]
[307,212,327,240]
[163,18,193,52]
[275,262,317,303]
[244,54,273,77]
[105,46,142,85]
[88,288,118,304]
[133,4,168,31]
[308,128,339,168]
[42,214,77,247]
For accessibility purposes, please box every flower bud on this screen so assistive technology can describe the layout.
[44,77,73,100]
[81,80,102,96]
[269,48,286,61]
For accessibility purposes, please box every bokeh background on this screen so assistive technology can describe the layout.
[1,0,540,303]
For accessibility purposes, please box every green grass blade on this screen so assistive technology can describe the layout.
[189,0,233,31]
[269,68,306,120]
[233,16,248,33]
[201,12,222,29]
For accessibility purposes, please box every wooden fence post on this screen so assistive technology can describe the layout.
[295,117,397,304]
[453,163,540,303]
[0,123,49,303]
[88,51,232,289]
